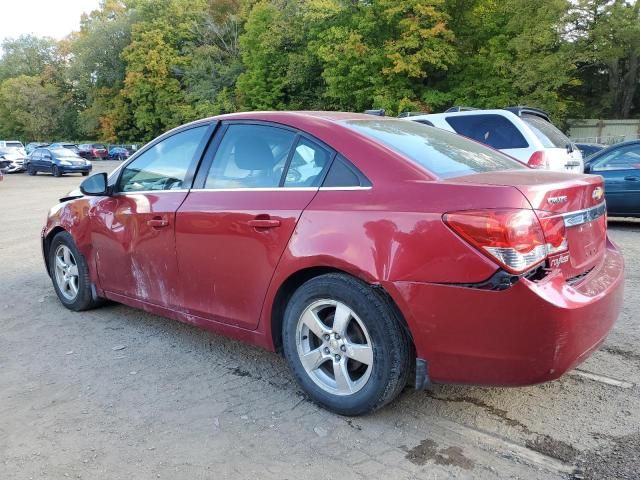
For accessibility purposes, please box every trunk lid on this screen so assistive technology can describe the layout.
[451,170,607,281]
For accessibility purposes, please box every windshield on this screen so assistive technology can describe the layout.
[343,119,526,179]
[51,148,80,159]
[521,114,571,148]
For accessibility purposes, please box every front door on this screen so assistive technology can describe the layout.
[592,143,640,216]
[175,123,333,329]
[90,124,212,307]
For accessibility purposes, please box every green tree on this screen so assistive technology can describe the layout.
[567,0,640,118]
[0,35,59,81]
[0,75,63,140]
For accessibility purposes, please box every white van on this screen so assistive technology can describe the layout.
[403,107,584,173]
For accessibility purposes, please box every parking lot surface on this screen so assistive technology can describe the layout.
[1,162,639,479]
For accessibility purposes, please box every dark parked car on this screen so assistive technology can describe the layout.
[584,140,640,217]
[28,147,92,177]
[42,112,623,415]
[25,142,49,155]
[575,142,605,159]
[108,146,132,160]
[79,143,108,160]
[49,143,81,154]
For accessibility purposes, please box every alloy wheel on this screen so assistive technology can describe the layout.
[296,299,374,396]
[53,245,80,301]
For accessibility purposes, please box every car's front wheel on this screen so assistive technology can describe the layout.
[282,273,411,415]
[27,165,36,176]
[52,165,62,177]
[49,232,104,311]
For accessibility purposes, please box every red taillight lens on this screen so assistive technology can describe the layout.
[536,212,568,254]
[444,209,547,274]
[528,151,548,169]
[444,209,570,274]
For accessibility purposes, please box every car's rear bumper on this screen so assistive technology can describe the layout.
[388,239,624,386]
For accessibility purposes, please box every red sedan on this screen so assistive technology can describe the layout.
[42,112,624,415]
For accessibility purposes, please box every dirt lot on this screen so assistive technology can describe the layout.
[1,162,639,480]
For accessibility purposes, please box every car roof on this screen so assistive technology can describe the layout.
[405,109,521,122]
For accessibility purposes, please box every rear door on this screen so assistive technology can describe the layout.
[590,143,640,216]
[175,122,333,329]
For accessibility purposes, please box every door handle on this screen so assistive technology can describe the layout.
[624,176,639,181]
[248,218,281,229]
[147,216,169,228]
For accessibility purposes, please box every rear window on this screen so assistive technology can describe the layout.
[6,142,24,149]
[521,113,570,148]
[343,119,526,179]
[445,114,528,149]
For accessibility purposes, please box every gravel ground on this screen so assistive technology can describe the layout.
[1,162,639,479]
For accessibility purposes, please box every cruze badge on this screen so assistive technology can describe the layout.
[592,187,604,201]
[548,195,568,205]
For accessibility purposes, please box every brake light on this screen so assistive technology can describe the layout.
[444,209,567,274]
[528,151,548,169]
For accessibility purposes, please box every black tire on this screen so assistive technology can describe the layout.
[52,165,62,177]
[81,171,89,176]
[282,273,411,416]
[49,231,104,311]
[27,165,36,176]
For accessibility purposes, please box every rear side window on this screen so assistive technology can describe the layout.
[323,156,371,187]
[283,138,331,187]
[445,114,528,149]
[521,113,570,148]
[343,119,525,179]
[205,124,296,189]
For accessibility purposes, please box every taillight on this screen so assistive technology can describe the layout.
[528,151,548,169]
[536,212,568,254]
[444,209,567,274]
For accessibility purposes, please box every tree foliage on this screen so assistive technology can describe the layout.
[0,0,638,142]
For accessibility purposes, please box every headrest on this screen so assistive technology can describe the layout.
[235,136,275,170]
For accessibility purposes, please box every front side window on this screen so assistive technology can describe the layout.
[592,145,640,171]
[445,114,529,149]
[344,118,526,179]
[284,138,331,187]
[205,124,296,189]
[119,126,208,192]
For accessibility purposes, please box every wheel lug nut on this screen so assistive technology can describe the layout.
[324,347,330,354]
[334,334,340,339]
[340,345,346,352]
[334,354,341,361]
[323,334,330,341]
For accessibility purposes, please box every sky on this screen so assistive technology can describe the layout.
[0,0,101,44]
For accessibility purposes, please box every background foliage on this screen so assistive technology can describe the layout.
[0,0,638,142]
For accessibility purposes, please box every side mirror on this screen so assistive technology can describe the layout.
[80,172,110,196]
[44,154,52,160]
[583,164,591,174]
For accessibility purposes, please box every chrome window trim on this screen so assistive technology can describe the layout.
[113,186,373,195]
[562,201,606,227]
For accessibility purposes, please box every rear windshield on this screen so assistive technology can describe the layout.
[6,142,23,148]
[343,119,526,179]
[521,114,570,148]
[93,144,106,149]
[444,114,529,149]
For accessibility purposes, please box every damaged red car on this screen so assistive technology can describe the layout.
[43,112,624,415]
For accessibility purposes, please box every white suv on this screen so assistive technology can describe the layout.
[403,107,584,173]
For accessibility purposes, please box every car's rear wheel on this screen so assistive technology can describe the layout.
[49,232,103,311]
[27,165,36,176]
[81,172,89,176]
[52,165,62,177]
[282,273,411,415]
